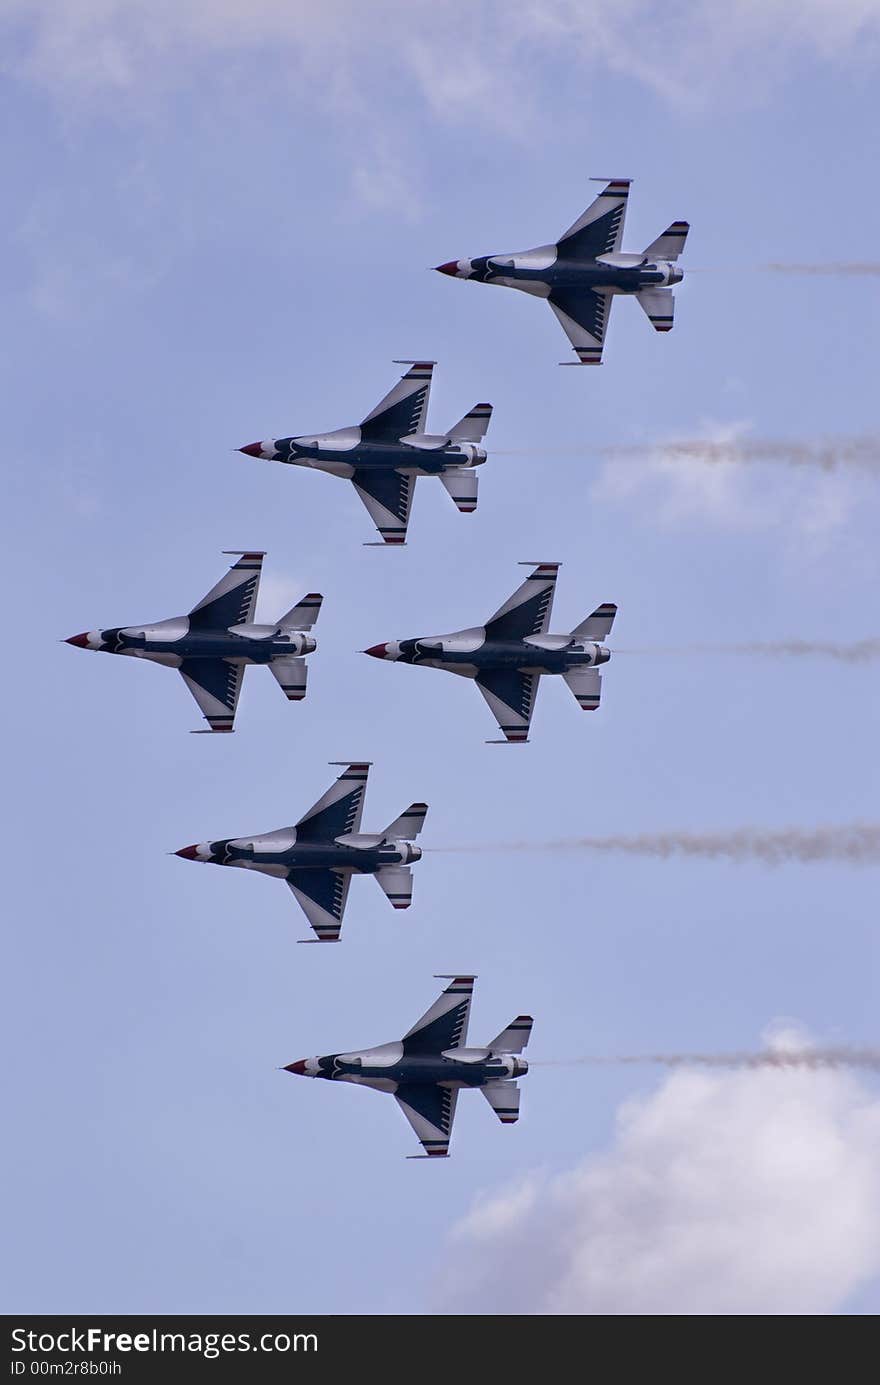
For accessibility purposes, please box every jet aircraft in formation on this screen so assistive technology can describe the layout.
[284,975,532,1157]
[175,762,426,942]
[65,552,321,733]
[435,178,688,365]
[364,562,616,742]
[239,361,492,545]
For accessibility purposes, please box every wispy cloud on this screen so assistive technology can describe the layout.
[6,1,879,118]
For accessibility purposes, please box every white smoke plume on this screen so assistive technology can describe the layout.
[533,1048,880,1073]
[429,824,880,864]
[616,639,880,662]
[602,435,880,471]
[763,262,880,275]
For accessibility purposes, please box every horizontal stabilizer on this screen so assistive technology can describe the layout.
[439,468,478,514]
[563,666,602,711]
[375,864,414,910]
[636,287,675,333]
[448,402,492,442]
[481,1082,520,1124]
[643,221,689,262]
[268,656,307,702]
[278,593,322,629]
[488,1015,533,1054]
[571,602,617,641]
[384,803,428,841]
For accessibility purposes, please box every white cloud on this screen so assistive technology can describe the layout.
[435,1041,880,1314]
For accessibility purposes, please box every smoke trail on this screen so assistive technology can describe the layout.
[615,639,880,663]
[429,824,880,864]
[763,262,880,276]
[603,435,880,471]
[532,1048,880,1072]
[497,436,880,470]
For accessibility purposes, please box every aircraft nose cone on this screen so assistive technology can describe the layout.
[284,1060,308,1076]
[65,632,91,648]
[363,643,388,659]
[174,844,201,860]
[238,442,263,457]
[434,261,460,276]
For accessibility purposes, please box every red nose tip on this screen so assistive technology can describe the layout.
[363,643,387,659]
[238,442,263,457]
[175,845,200,860]
[284,1060,308,1075]
[65,632,90,648]
[434,261,459,276]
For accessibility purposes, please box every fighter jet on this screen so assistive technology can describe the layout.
[65,552,321,733]
[363,562,616,743]
[284,976,532,1157]
[174,762,426,942]
[238,361,492,545]
[435,178,688,365]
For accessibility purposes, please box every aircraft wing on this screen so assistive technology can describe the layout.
[352,469,413,545]
[395,1084,458,1157]
[188,552,263,631]
[359,362,434,443]
[548,288,614,365]
[476,669,540,743]
[295,763,370,842]
[557,179,630,260]
[268,656,308,702]
[563,666,602,711]
[402,976,474,1055]
[484,562,558,641]
[179,658,245,733]
[287,868,351,942]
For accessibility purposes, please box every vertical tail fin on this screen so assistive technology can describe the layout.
[488,1016,533,1053]
[447,402,492,442]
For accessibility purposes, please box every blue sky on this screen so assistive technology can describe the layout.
[3,2,879,1315]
